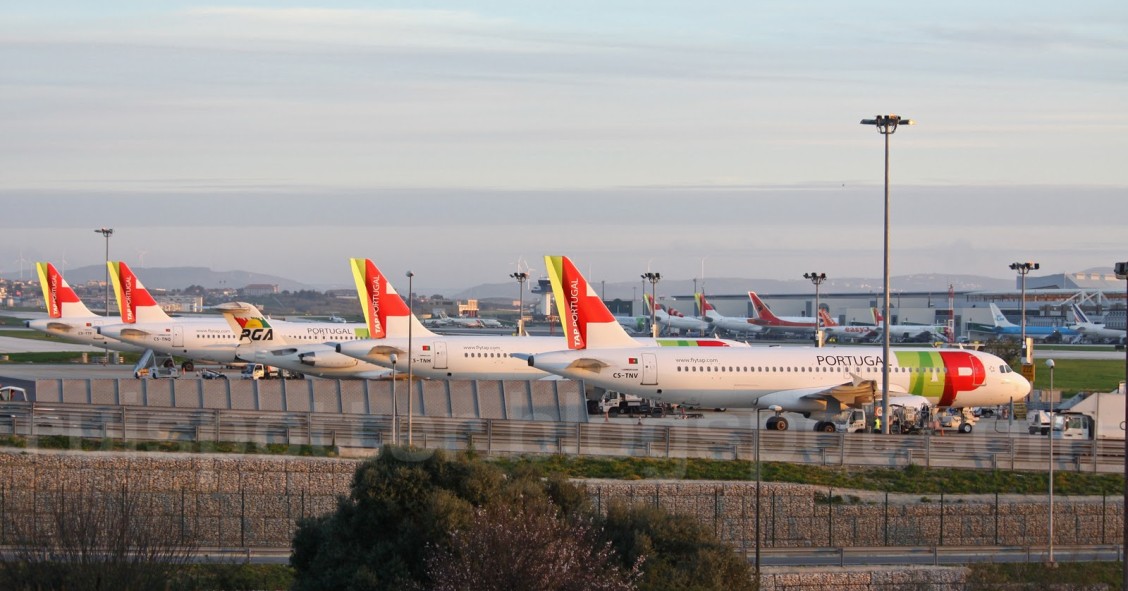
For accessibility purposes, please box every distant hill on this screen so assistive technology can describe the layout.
[1,265,314,292]
[3,265,1012,297]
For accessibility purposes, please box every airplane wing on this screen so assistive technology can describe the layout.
[757,375,909,412]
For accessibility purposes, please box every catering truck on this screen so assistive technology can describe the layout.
[1053,383,1126,441]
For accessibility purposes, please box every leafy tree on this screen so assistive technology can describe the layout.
[600,503,756,591]
[292,446,755,591]
[291,446,613,591]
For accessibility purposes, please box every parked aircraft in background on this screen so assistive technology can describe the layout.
[643,294,710,335]
[335,258,746,380]
[985,303,1077,342]
[97,261,367,365]
[217,302,390,379]
[747,291,824,334]
[522,256,1031,431]
[24,262,145,353]
[819,312,880,343]
[1069,304,1126,341]
[695,293,762,336]
[871,308,950,343]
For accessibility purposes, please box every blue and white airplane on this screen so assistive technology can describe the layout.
[987,303,1077,342]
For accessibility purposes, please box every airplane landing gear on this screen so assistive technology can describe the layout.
[765,416,789,431]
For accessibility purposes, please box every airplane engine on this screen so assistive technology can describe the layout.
[298,351,360,369]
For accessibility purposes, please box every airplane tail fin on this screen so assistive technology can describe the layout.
[747,292,783,323]
[215,302,286,345]
[871,307,883,325]
[696,293,718,320]
[988,303,1016,328]
[545,255,638,349]
[108,261,171,324]
[818,309,838,327]
[349,258,434,339]
[36,262,96,318]
[1071,304,1091,325]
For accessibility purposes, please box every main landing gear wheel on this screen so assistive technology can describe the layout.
[959,422,973,434]
[765,416,789,431]
[814,421,836,433]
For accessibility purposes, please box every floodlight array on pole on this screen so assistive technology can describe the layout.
[860,114,914,434]
[510,271,528,336]
[94,228,114,317]
[642,272,661,338]
[1009,261,1040,363]
[804,272,826,347]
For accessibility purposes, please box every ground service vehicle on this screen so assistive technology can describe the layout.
[241,363,279,380]
[1053,386,1126,441]
[588,391,653,416]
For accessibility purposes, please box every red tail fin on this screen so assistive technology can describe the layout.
[747,292,784,323]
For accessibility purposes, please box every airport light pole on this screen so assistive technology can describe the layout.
[1114,260,1128,590]
[642,272,661,338]
[510,271,528,336]
[1046,357,1055,565]
[94,228,114,365]
[390,353,398,445]
[860,114,914,434]
[1010,261,1040,364]
[804,272,826,347]
[755,404,783,582]
[406,270,414,447]
[94,228,113,316]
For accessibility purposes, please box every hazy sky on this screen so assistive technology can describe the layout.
[2,1,1126,292]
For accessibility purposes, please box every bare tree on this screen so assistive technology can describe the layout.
[427,505,640,591]
[0,483,198,591]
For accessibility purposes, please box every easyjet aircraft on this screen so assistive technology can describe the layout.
[24,262,145,353]
[521,256,1031,431]
[333,258,747,380]
[96,261,368,365]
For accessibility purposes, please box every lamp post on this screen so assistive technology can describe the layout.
[94,228,114,365]
[510,271,528,336]
[860,114,914,434]
[642,272,661,338]
[390,353,398,445]
[804,272,826,347]
[1046,357,1055,564]
[1010,261,1040,364]
[755,404,783,582]
[406,270,414,447]
[1114,260,1128,590]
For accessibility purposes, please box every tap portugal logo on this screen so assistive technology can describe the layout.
[233,317,274,342]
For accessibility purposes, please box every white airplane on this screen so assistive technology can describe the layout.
[1069,304,1126,341]
[747,291,823,334]
[216,302,391,379]
[818,311,880,343]
[870,308,950,343]
[643,293,710,335]
[334,258,748,380]
[695,293,762,336]
[23,262,145,353]
[521,255,1032,431]
[97,261,369,365]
